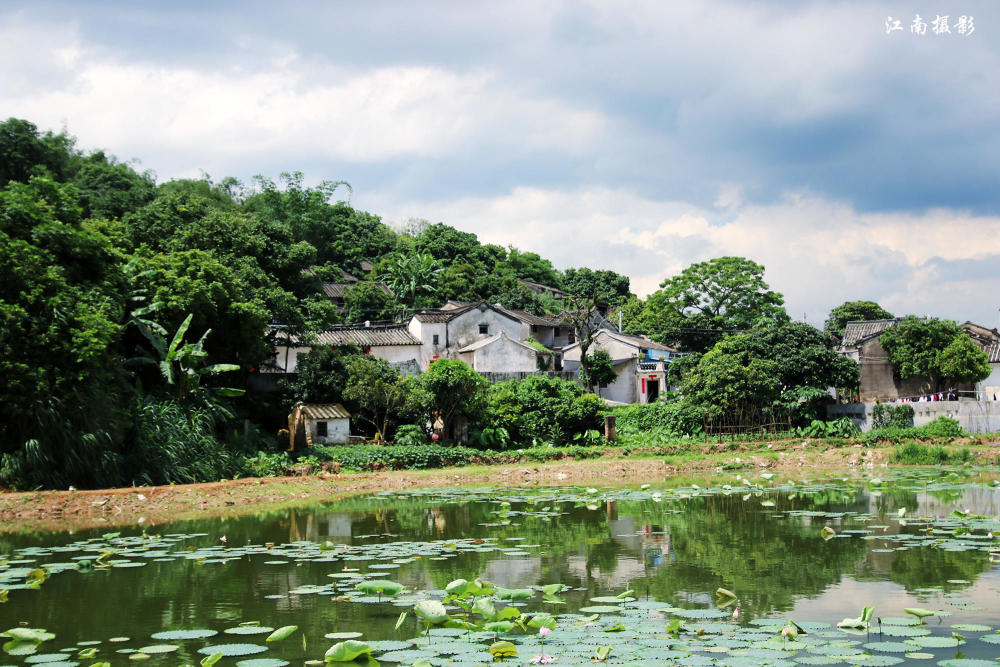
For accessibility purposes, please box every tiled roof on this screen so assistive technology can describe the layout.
[495,306,567,327]
[298,403,351,419]
[602,330,676,352]
[321,282,393,299]
[517,278,569,297]
[840,319,902,347]
[412,302,489,323]
[283,324,420,347]
[987,342,1000,364]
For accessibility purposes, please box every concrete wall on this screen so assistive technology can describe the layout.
[828,401,1000,433]
[458,336,538,373]
[270,344,420,373]
[307,417,350,444]
[448,307,522,349]
[478,371,578,384]
[976,364,1000,400]
[857,338,935,401]
[407,319,447,369]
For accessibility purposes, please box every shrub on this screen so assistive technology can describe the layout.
[242,451,293,477]
[611,400,704,438]
[795,417,859,438]
[393,424,427,446]
[891,441,972,465]
[871,403,914,429]
[124,398,245,485]
[863,415,967,445]
[485,375,603,446]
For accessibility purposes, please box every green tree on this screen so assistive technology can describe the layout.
[565,296,605,393]
[128,311,245,418]
[418,359,489,441]
[71,151,156,220]
[824,300,894,340]
[641,256,788,352]
[702,322,859,423]
[581,349,617,397]
[343,356,428,440]
[280,345,365,406]
[880,317,990,390]
[937,334,992,387]
[343,281,399,323]
[681,349,780,422]
[0,175,128,489]
[562,267,631,308]
[244,172,395,269]
[0,117,74,187]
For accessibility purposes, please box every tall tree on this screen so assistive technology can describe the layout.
[880,317,990,390]
[418,359,488,441]
[824,300,894,340]
[562,267,631,308]
[344,356,428,440]
[640,256,788,352]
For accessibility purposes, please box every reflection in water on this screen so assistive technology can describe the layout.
[0,471,998,665]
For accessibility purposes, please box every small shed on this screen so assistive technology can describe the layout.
[288,403,351,449]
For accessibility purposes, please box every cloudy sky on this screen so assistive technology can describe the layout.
[3,1,999,327]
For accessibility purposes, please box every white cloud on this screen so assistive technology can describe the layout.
[374,186,1000,326]
[0,17,606,174]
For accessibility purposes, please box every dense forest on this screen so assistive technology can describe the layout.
[3,118,988,491]
[0,118,639,489]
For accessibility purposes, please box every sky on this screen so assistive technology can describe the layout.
[2,1,999,328]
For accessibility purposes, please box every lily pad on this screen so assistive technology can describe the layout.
[197,644,268,657]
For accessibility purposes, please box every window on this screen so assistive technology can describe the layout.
[433,334,439,346]
[479,324,489,334]
[316,421,328,437]
[554,327,561,337]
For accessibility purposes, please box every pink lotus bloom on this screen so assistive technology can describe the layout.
[529,655,556,664]
[538,627,552,637]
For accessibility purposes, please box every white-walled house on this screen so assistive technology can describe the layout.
[288,403,351,448]
[562,330,678,404]
[407,302,526,370]
[268,324,422,374]
[457,331,540,372]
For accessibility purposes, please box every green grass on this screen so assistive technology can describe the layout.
[890,441,972,465]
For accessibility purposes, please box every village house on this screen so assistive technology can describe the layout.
[456,330,540,373]
[288,402,351,448]
[318,269,394,310]
[268,323,422,375]
[837,319,1000,402]
[561,329,679,404]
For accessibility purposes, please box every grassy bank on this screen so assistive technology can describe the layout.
[2,437,1000,535]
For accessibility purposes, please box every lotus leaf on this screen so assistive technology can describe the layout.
[487,641,517,660]
[265,626,297,643]
[324,641,371,662]
[413,600,449,625]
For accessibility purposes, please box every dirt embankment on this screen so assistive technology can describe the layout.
[2,443,998,534]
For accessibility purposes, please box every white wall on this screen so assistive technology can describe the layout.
[271,344,421,373]
[460,337,538,372]
[828,401,1000,433]
[448,307,522,349]
[308,417,350,444]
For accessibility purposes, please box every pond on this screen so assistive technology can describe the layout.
[2,468,1000,667]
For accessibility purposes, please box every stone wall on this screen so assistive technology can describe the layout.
[828,400,1000,433]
